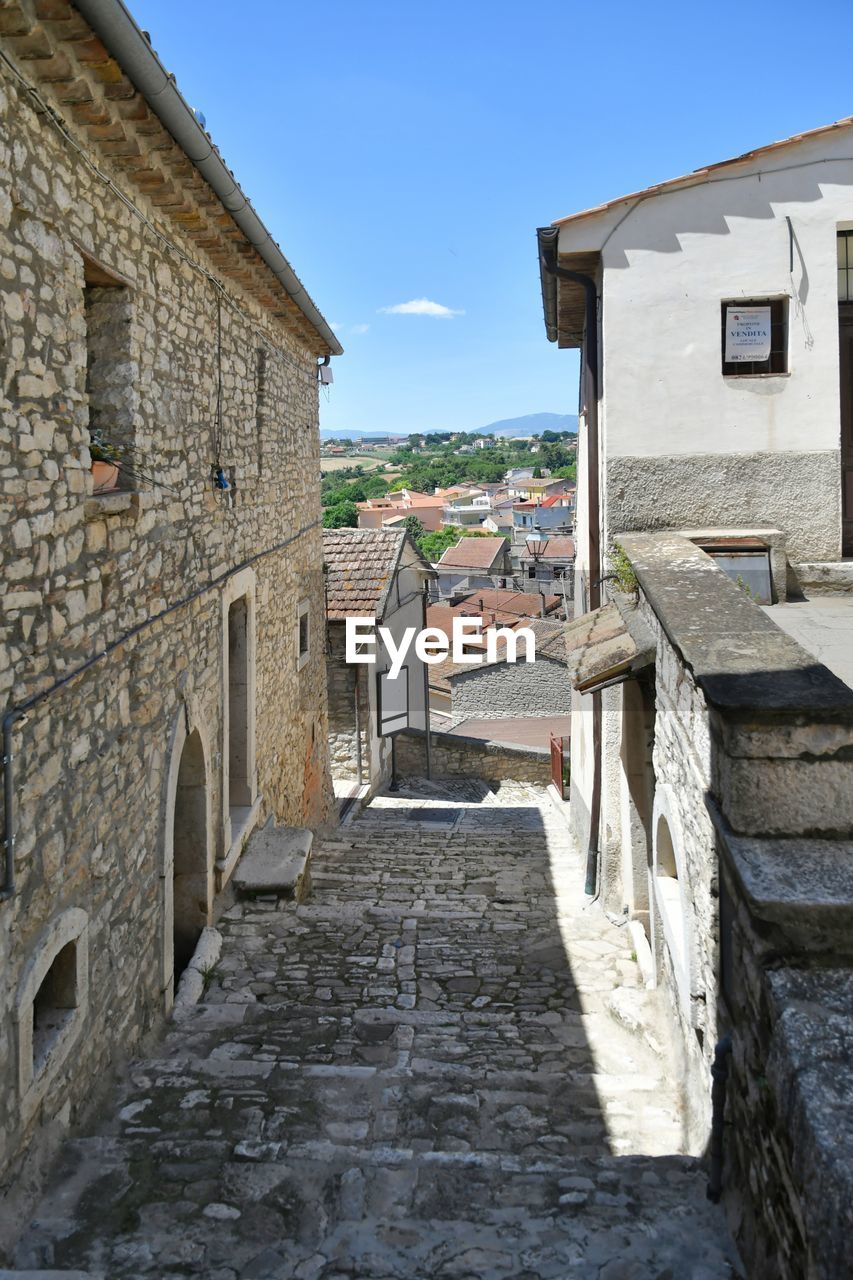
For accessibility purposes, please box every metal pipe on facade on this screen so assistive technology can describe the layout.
[1,710,24,902]
[72,0,342,358]
[707,1033,733,1203]
[538,228,602,895]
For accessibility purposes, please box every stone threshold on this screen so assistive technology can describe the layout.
[216,795,263,889]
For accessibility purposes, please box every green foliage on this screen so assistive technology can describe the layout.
[88,429,122,463]
[320,471,387,509]
[415,525,494,561]
[400,515,426,541]
[322,501,359,528]
[609,542,638,593]
[418,526,461,560]
[553,464,577,481]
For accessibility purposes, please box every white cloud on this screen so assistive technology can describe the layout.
[330,321,342,331]
[379,298,464,318]
[350,323,370,335]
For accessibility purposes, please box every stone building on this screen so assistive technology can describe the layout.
[324,528,432,795]
[0,0,339,1220]
[538,117,853,1275]
[442,618,571,728]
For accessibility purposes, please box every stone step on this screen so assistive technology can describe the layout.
[14,1144,736,1278]
[232,822,313,901]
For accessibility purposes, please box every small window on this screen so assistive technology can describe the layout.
[838,231,853,301]
[296,599,310,671]
[32,941,78,1077]
[721,298,788,376]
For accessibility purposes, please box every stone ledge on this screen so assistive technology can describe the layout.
[173,927,222,1017]
[712,802,853,956]
[791,561,853,595]
[619,532,853,718]
[83,490,145,520]
[232,823,313,900]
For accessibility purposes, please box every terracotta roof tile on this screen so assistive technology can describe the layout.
[436,537,508,570]
[323,528,404,620]
[521,537,576,560]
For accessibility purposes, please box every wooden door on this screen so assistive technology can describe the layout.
[841,316,853,556]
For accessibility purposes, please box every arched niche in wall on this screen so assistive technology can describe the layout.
[161,708,214,1011]
[15,907,89,1123]
[651,785,695,1019]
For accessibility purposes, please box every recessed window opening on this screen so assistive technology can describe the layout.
[173,728,209,979]
[655,814,686,976]
[297,599,310,671]
[32,940,78,1076]
[83,256,134,488]
[228,596,251,808]
[721,297,788,376]
[838,231,853,301]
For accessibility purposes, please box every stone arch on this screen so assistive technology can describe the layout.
[162,708,214,1010]
[619,677,655,932]
[15,907,89,1122]
[651,785,695,1015]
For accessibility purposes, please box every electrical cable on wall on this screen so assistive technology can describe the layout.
[211,290,230,492]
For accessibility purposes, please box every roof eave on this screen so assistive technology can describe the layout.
[74,0,342,356]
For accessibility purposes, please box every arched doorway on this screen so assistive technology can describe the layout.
[172,729,209,980]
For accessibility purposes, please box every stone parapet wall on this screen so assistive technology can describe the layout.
[616,532,853,1279]
[396,729,550,786]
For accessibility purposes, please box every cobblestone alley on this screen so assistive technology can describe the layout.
[9,780,740,1279]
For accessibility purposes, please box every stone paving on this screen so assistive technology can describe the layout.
[9,779,741,1279]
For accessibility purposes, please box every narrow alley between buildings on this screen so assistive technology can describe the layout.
[11,781,740,1280]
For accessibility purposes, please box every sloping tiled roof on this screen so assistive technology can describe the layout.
[323,528,405,620]
[436,537,508,570]
[427,591,561,630]
[552,115,853,227]
[520,537,576,561]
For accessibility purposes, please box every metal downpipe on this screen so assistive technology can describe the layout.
[707,1033,733,1203]
[1,710,24,901]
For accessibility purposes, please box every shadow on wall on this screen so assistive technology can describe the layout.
[597,159,846,268]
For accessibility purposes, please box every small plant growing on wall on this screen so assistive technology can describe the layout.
[609,542,639,595]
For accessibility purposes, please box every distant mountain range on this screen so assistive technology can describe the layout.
[320,412,578,441]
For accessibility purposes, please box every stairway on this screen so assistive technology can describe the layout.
[9,780,740,1279]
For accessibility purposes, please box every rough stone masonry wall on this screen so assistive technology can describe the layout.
[641,598,721,1146]
[449,654,572,727]
[0,47,331,1214]
[326,625,367,780]
[396,729,550,786]
[619,533,853,1279]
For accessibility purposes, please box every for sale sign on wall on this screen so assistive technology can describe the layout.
[725,306,772,362]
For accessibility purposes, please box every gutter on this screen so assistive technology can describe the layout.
[538,226,602,896]
[72,0,342,357]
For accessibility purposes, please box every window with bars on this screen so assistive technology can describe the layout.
[721,298,788,376]
[838,231,853,302]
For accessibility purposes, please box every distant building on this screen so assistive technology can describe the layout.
[323,529,433,794]
[511,494,574,542]
[433,537,511,593]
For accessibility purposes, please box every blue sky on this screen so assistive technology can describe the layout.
[138,0,851,434]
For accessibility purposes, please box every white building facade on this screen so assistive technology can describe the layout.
[539,118,853,903]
